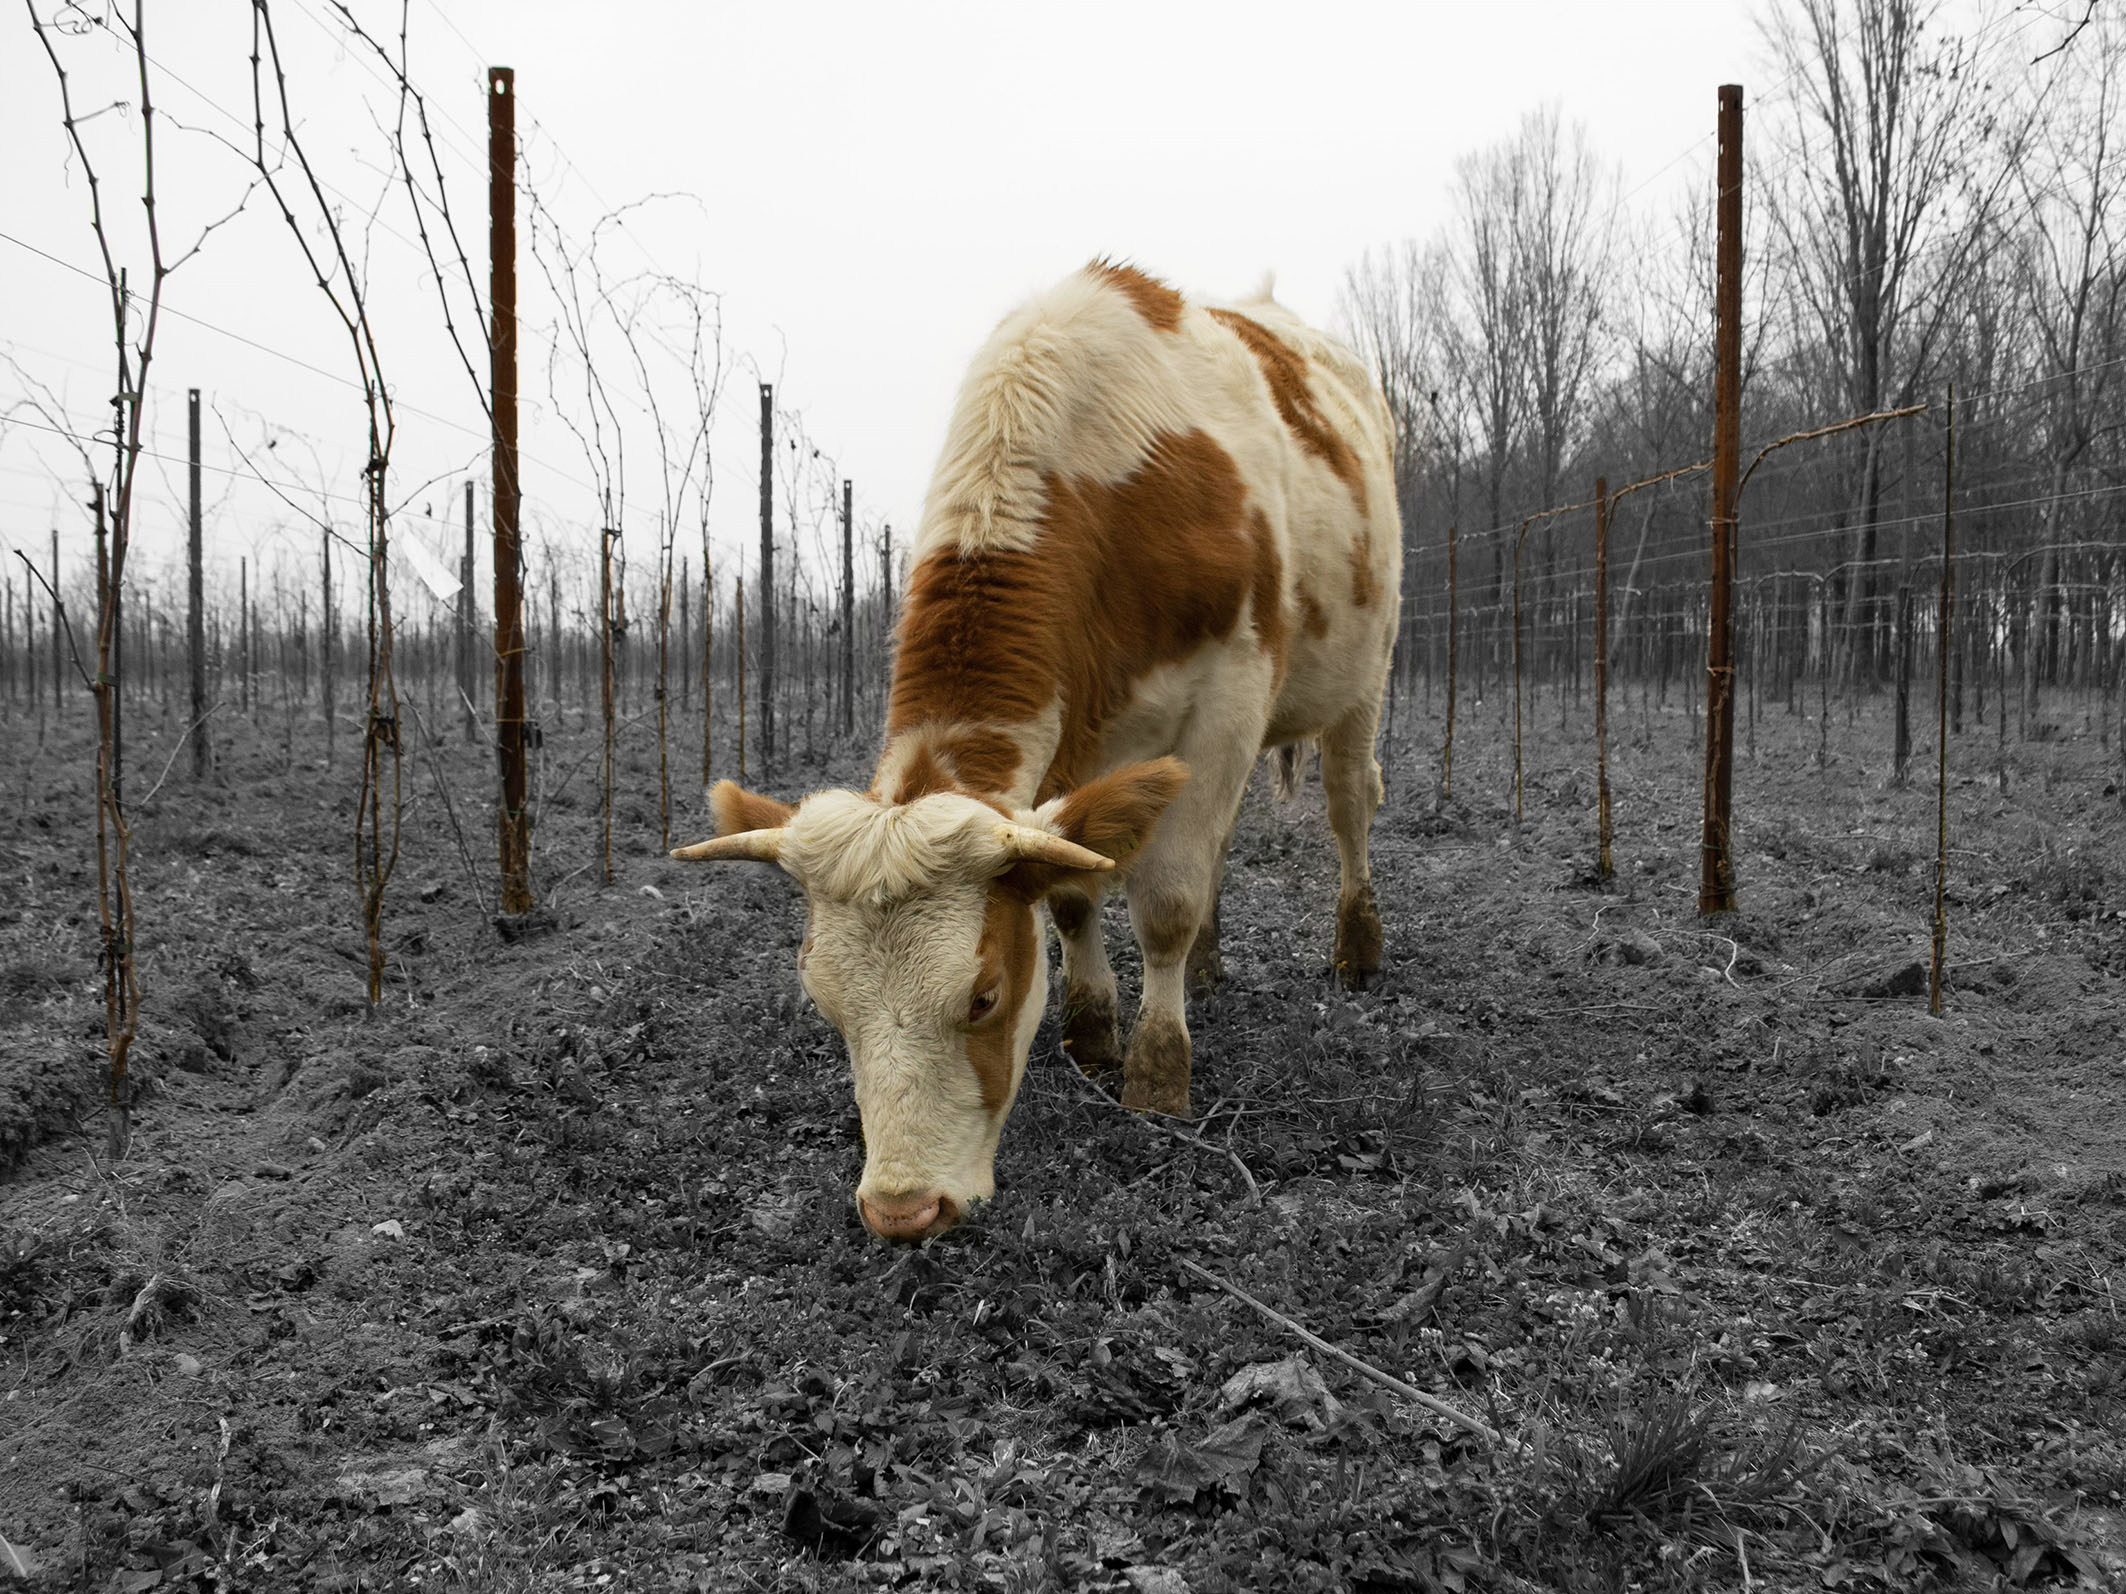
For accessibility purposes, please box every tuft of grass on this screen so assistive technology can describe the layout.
[1503,1392,1821,1589]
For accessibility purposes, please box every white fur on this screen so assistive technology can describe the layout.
[780,789,1007,906]
[919,271,1201,557]
[777,787,1061,1217]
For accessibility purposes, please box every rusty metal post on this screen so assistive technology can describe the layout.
[1594,479,1614,881]
[841,477,854,739]
[490,66,533,913]
[1700,83,1743,915]
[758,383,775,771]
[188,388,207,778]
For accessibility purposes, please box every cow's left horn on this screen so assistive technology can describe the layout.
[993,823,1115,874]
[670,830,785,864]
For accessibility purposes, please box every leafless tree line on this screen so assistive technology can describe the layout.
[1340,0,2123,721]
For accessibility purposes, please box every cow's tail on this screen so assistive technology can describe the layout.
[1270,741,1311,803]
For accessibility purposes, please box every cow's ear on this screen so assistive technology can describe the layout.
[712,781,796,837]
[670,781,795,864]
[1003,758,1189,900]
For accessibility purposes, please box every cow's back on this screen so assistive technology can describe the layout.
[889,262,1399,807]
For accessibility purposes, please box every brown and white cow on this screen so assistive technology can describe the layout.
[674,261,1400,1242]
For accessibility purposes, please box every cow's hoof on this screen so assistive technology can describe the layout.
[1334,884,1383,991]
[1061,990,1121,1078]
[1121,1014,1192,1119]
[1184,934,1224,999]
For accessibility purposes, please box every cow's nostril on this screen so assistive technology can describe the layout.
[858,1198,943,1249]
[860,1193,954,1243]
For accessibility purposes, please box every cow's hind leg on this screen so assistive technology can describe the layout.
[1321,700,1386,989]
[1051,884,1120,1076]
[1184,822,1235,998]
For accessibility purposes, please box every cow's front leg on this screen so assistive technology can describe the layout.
[1121,684,1270,1117]
[1051,885,1120,1077]
[1121,895,1196,1119]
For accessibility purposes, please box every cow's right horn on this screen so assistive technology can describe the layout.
[993,823,1115,874]
[670,830,785,864]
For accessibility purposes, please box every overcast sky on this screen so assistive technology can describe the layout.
[5,1,1803,615]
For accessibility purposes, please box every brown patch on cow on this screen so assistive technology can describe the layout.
[891,431,1270,796]
[967,885,1039,1112]
[888,743,954,805]
[1246,508,1288,674]
[1296,583,1330,640]
[711,780,796,836]
[1088,259,1183,332]
[939,728,1023,797]
[1350,528,1379,610]
[1121,1010,1192,1118]
[1208,308,1366,512]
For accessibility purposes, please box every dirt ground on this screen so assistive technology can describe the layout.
[1,674,2123,1593]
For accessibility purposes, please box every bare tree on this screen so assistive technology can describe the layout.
[2010,8,2122,699]
[1763,0,2029,672]
[1338,237,1450,524]
[1515,106,1619,510]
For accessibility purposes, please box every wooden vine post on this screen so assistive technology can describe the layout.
[758,384,775,772]
[490,64,535,915]
[1700,83,1743,916]
[841,478,854,739]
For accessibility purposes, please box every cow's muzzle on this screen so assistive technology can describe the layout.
[859,1191,962,1244]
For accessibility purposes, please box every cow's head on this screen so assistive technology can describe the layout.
[672,758,1187,1243]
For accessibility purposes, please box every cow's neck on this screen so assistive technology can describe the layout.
[872,708,1062,812]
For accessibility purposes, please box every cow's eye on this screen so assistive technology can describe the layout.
[968,986,1001,1023]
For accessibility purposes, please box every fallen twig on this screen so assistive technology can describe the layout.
[1177,1257,1500,1444]
[1376,1240,1476,1326]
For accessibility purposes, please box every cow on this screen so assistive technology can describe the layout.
[673,261,1401,1242]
